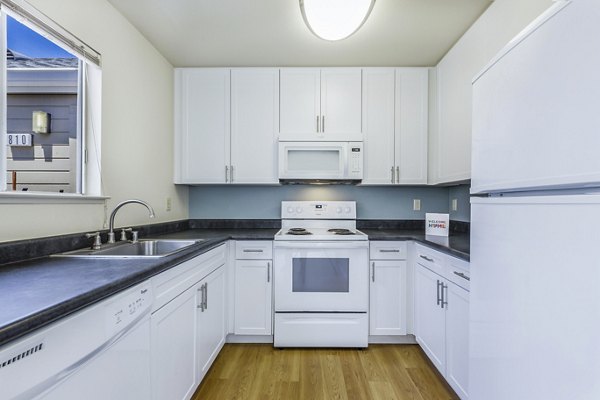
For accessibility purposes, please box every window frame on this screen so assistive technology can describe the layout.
[0,6,105,203]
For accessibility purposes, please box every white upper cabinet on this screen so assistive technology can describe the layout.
[396,68,428,184]
[230,69,279,184]
[362,68,396,184]
[174,68,230,184]
[279,68,362,141]
[362,68,428,185]
[174,68,279,184]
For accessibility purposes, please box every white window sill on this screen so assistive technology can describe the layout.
[0,192,109,204]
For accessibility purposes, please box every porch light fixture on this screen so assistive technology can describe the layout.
[32,111,50,134]
[299,0,376,41]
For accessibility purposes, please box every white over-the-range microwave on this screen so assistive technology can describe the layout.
[278,141,363,183]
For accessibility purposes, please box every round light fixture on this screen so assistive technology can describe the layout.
[300,0,376,41]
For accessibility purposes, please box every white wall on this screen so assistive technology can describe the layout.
[430,0,553,184]
[0,0,187,242]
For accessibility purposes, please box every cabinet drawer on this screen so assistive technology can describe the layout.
[152,244,226,312]
[235,241,273,259]
[445,256,470,291]
[369,241,408,260]
[415,244,446,275]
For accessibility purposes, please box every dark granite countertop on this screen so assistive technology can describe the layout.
[0,226,467,348]
[363,229,470,261]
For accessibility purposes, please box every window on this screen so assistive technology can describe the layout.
[0,0,102,197]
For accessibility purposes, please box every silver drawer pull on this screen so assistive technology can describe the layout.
[380,249,400,253]
[420,255,434,262]
[453,271,470,281]
[243,249,263,253]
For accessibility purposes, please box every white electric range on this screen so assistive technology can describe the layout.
[273,201,369,348]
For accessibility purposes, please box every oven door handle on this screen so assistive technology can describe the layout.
[273,241,369,250]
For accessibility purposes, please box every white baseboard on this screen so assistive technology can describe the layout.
[368,334,417,344]
[226,334,274,344]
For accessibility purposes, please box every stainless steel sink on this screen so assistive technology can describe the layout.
[54,239,204,258]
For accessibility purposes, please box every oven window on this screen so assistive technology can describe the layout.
[292,258,349,292]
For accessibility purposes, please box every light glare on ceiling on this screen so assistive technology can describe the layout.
[300,0,376,41]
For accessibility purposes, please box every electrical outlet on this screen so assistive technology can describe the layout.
[451,198,458,211]
[166,197,172,212]
[413,199,421,211]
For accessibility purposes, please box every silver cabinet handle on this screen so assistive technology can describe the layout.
[316,116,320,133]
[230,165,234,182]
[380,249,400,253]
[420,255,434,262]
[453,271,470,281]
[322,115,325,132]
[203,282,208,310]
[267,261,271,283]
[391,166,395,184]
[197,285,205,311]
[372,262,375,282]
[225,165,229,183]
[436,280,442,306]
[441,283,448,309]
[243,249,263,253]
[396,166,400,184]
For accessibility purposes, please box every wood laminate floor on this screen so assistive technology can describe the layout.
[193,344,459,400]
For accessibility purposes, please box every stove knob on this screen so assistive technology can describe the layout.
[336,207,342,214]
[344,207,351,214]
[287,207,294,214]
[296,207,303,214]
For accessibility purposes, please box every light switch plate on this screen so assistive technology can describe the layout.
[451,198,458,211]
[413,199,421,211]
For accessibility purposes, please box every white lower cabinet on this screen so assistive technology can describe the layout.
[151,284,199,400]
[414,244,470,400]
[197,266,227,381]
[234,241,273,336]
[150,244,227,400]
[414,263,446,371]
[369,241,408,336]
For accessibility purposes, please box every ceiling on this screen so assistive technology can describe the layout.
[107,0,492,67]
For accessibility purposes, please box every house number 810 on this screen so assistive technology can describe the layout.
[7,133,33,147]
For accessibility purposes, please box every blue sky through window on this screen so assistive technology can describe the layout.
[7,15,75,58]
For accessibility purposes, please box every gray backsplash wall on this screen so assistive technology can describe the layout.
[448,184,471,222]
[189,185,471,221]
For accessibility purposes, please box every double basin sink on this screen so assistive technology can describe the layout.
[54,239,204,259]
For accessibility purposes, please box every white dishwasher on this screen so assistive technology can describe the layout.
[0,282,153,400]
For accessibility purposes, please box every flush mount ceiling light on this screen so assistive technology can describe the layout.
[300,0,376,41]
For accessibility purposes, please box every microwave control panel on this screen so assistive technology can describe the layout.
[348,142,363,178]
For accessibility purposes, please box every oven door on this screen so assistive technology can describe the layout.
[273,241,369,312]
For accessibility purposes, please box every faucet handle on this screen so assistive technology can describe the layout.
[85,232,102,250]
[120,228,133,241]
[131,231,139,243]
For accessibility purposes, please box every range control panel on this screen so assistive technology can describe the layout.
[281,201,357,219]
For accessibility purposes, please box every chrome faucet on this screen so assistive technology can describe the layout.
[108,199,155,243]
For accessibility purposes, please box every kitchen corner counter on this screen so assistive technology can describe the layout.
[364,229,470,261]
[0,226,467,348]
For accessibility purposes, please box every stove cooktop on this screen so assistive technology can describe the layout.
[275,227,368,241]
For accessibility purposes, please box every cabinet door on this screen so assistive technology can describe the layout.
[369,260,407,335]
[197,265,226,382]
[230,69,279,184]
[174,68,230,183]
[279,68,320,140]
[395,68,428,184]
[446,282,470,400]
[414,264,446,374]
[362,68,396,185]
[151,286,200,400]
[234,259,272,335]
[321,68,363,141]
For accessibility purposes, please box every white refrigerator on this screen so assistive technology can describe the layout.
[469,1,600,399]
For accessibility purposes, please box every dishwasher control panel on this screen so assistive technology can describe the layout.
[105,284,152,336]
